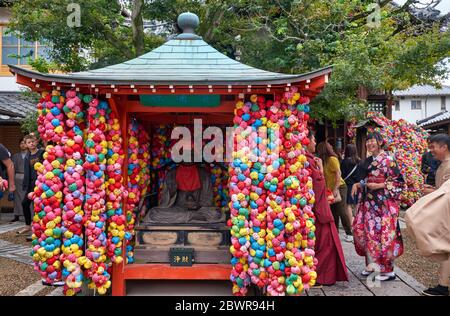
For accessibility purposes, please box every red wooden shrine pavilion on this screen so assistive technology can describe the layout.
[9,12,332,296]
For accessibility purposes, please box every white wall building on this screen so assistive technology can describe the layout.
[392,85,450,124]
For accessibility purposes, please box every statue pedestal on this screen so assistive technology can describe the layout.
[134,223,230,264]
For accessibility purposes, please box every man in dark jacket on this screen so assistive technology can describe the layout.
[421,143,441,186]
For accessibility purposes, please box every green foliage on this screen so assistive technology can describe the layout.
[8,0,164,71]
[19,88,40,136]
[20,110,39,136]
[8,0,450,122]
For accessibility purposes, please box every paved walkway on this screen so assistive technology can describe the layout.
[0,213,425,296]
[305,230,424,296]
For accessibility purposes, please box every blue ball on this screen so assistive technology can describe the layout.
[50,108,61,116]
[273,160,280,169]
[51,118,60,127]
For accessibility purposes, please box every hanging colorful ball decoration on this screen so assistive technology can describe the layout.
[105,109,127,265]
[37,90,66,143]
[83,98,111,294]
[229,91,317,296]
[60,90,86,296]
[31,142,65,286]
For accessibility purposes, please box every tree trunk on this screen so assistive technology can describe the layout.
[131,0,145,57]
[357,85,369,101]
[385,90,393,120]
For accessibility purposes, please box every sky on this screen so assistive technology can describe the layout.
[394,1,450,85]
[394,0,450,13]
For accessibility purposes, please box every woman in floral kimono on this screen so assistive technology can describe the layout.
[351,132,404,281]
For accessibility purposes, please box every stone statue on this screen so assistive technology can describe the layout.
[143,163,226,224]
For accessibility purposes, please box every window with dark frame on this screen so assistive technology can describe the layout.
[411,100,422,110]
[1,26,50,68]
[441,96,446,111]
[395,101,400,111]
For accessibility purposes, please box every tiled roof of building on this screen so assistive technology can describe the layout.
[0,92,36,123]
[393,84,450,97]
[417,110,450,127]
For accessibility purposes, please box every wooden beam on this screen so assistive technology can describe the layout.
[126,100,236,114]
[123,264,231,280]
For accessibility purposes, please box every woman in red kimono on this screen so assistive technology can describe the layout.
[351,132,404,281]
[306,132,348,285]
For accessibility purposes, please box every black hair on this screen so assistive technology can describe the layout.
[344,143,360,165]
[429,133,450,150]
[366,131,385,147]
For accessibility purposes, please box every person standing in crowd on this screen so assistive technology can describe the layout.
[317,141,353,243]
[17,134,44,240]
[0,143,16,195]
[351,132,404,281]
[10,138,28,222]
[341,144,361,224]
[421,138,441,187]
[306,132,348,286]
[415,133,450,296]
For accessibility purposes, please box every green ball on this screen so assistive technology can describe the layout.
[272,228,280,236]
[300,197,307,207]
[286,284,296,295]
[272,261,280,270]
[86,139,95,148]
[51,96,60,103]
[83,95,93,103]
[41,262,48,271]
[53,228,62,237]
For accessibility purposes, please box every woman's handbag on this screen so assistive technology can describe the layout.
[332,189,342,204]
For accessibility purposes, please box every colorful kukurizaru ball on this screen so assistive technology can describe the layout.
[30,143,65,286]
[229,99,254,295]
[105,109,127,265]
[37,90,66,143]
[60,90,86,296]
[125,119,148,263]
[82,98,111,294]
[229,91,317,296]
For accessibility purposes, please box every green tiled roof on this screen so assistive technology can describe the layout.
[9,12,332,86]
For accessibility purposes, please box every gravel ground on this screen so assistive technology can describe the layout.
[0,257,40,296]
[397,228,440,288]
[0,228,33,247]
[36,286,58,296]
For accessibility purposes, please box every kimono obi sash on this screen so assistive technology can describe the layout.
[367,173,386,184]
